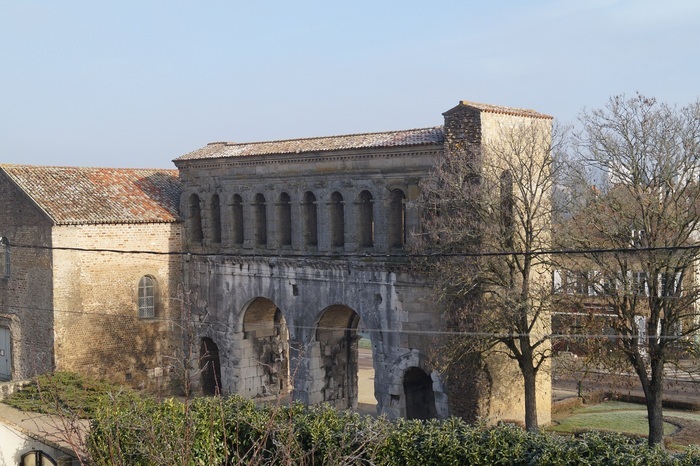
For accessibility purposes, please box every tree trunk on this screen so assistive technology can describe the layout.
[646,382,665,446]
[523,372,538,431]
[645,356,666,447]
[521,357,539,432]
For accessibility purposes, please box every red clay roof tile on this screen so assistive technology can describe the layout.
[1,165,181,225]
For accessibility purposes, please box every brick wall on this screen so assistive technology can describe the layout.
[52,222,182,391]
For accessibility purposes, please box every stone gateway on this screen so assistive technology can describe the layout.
[174,100,552,424]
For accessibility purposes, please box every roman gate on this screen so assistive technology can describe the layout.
[174,101,552,423]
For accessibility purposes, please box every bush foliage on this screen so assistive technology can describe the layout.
[86,395,700,466]
[4,371,135,418]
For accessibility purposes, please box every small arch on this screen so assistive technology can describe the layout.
[358,190,374,248]
[188,193,203,244]
[330,192,345,249]
[137,275,156,318]
[403,367,437,420]
[278,192,292,247]
[253,193,268,247]
[231,194,244,246]
[389,189,406,249]
[302,191,318,247]
[210,193,222,244]
[200,337,222,396]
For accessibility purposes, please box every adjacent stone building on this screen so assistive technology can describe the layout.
[173,100,553,424]
[0,165,182,390]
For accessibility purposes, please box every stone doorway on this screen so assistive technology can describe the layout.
[242,297,290,397]
[403,367,437,420]
[200,337,222,395]
[315,305,361,409]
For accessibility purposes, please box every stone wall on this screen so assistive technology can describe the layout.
[51,222,182,390]
[0,171,55,380]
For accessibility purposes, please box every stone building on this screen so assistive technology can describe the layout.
[174,100,553,423]
[0,165,182,390]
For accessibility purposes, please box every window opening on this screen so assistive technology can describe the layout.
[189,194,203,244]
[278,192,292,247]
[389,189,406,248]
[302,192,318,247]
[358,190,374,248]
[211,194,222,244]
[254,193,268,247]
[231,194,244,246]
[138,276,155,318]
[330,192,345,248]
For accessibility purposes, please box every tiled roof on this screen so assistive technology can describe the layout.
[458,101,553,119]
[175,126,445,161]
[1,165,181,225]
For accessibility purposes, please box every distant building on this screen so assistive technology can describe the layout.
[0,165,182,390]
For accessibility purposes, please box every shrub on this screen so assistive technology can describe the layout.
[85,396,700,465]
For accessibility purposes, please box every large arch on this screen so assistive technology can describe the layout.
[313,304,361,409]
[241,297,290,398]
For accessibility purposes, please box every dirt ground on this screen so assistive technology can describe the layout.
[356,348,378,415]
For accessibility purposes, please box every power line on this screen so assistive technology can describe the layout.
[7,241,700,259]
[0,302,692,342]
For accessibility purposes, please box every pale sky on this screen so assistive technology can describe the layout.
[1,0,698,169]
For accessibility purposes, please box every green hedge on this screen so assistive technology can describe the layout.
[86,395,700,466]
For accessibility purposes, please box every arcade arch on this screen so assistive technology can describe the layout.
[314,304,361,409]
[242,297,290,397]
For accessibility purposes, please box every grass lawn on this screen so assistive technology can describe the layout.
[549,400,700,450]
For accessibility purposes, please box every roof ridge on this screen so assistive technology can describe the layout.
[0,164,182,225]
[0,164,178,172]
[208,126,444,147]
[458,100,553,119]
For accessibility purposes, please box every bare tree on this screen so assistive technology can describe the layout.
[562,94,700,446]
[416,118,557,432]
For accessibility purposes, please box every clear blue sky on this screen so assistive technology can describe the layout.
[1,0,698,168]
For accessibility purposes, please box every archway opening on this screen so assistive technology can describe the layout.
[315,305,360,409]
[200,337,222,396]
[403,367,437,420]
[242,297,290,397]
